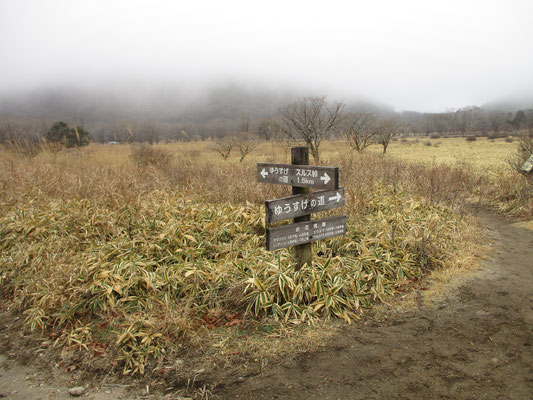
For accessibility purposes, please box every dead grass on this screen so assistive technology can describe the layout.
[366,136,516,172]
[393,214,488,310]
[335,136,533,219]
[511,220,533,231]
[0,138,522,378]
[131,143,174,169]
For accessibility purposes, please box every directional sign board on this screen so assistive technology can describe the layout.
[265,188,345,223]
[266,215,347,251]
[257,163,339,190]
[522,154,533,173]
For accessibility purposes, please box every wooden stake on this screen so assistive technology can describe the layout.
[291,146,312,270]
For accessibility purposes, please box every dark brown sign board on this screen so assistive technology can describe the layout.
[257,163,339,190]
[266,215,348,251]
[522,154,533,173]
[265,188,345,223]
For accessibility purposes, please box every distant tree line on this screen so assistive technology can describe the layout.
[402,107,533,137]
[1,100,533,161]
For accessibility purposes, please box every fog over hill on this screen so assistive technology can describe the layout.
[2,82,531,127]
[482,93,533,113]
[0,84,396,124]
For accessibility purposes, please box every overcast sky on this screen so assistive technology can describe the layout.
[1,0,532,112]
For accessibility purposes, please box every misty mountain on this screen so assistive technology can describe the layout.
[345,98,395,116]
[0,85,395,124]
[483,94,533,112]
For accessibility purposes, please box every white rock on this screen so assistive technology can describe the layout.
[68,386,86,397]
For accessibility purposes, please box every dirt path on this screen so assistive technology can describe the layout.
[1,212,532,399]
[217,212,533,399]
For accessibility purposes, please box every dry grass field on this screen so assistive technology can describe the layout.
[374,136,517,171]
[0,137,531,384]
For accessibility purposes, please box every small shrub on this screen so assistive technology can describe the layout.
[214,138,233,160]
[131,144,173,169]
[430,134,441,139]
[487,133,508,140]
[424,141,432,146]
[505,137,514,143]
[466,136,477,142]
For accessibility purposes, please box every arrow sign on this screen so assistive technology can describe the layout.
[265,188,345,223]
[266,215,348,251]
[329,191,342,202]
[257,163,339,190]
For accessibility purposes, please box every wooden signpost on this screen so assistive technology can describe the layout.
[257,147,347,269]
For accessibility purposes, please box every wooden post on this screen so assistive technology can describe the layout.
[291,146,312,270]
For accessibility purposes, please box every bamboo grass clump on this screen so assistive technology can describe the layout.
[0,144,481,374]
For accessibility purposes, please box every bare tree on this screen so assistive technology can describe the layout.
[271,127,293,159]
[138,122,160,144]
[421,113,452,135]
[486,110,507,134]
[341,112,378,153]
[376,117,404,154]
[0,117,43,144]
[456,106,480,134]
[232,131,260,162]
[209,120,232,140]
[444,108,459,135]
[420,116,435,136]
[280,96,345,164]
[104,122,132,143]
[214,137,234,160]
[256,118,280,141]
[239,114,251,133]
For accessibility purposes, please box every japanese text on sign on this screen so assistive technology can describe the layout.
[265,188,345,223]
[266,215,347,251]
[257,163,339,190]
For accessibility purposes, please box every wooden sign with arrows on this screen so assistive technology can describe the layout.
[257,163,339,190]
[257,147,347,269]
[265,188,345,223]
